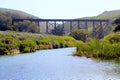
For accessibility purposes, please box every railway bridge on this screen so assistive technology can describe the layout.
[12,19,110,38]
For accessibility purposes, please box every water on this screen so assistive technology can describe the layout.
[0,47,120,80]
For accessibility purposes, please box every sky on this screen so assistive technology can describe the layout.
[0,0,120,19]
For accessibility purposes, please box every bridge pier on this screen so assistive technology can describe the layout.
[92,21,96,37]
[70,21,72,31]
[99,21,104,38]
[54,21,56,33]
[39,22,41,33]
[85,21,88,31]
[46,21,49,34]
[62,21,65,34]
[78,21,80,29]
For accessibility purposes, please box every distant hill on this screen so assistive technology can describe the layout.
[82,9,120,20]
[98,10,120,16]
[0,8,39,19]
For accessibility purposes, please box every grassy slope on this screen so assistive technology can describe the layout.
[0,8,38,19]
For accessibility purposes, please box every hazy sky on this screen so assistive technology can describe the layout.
[0,0,120,19]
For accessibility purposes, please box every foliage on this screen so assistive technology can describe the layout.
[0,31,77,55]
[0,24,9,31]
[69,29,88,42]
[1,31,120,60]
[51,25,65,35]
[13,20,39,33]
[74,36,120,59]
[112,17,120,32]
[104,32,120,44]
[0,11,39,33]
[19,39,36,53]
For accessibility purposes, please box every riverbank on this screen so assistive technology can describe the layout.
[0,31,120,60]
[0,31,78,55]
[73,32,120,60]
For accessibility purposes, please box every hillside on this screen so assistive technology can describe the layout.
[82,9,120,20]
[99,10,120,16]
[0,8,38,19]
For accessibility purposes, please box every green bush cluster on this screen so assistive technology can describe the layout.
[74,32,120,59]
[69,29,88,42]
[1,31,120,60]
[19,39,36,53]
[0,31,77,55]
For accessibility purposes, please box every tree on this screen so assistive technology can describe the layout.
[51,24,65,35]
[13,20,39,33]
[69,29,88,42]
[0,11,39,33]
[0,24,8,31]
[113,17,120,32]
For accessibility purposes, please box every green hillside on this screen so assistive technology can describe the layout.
[82,10,120,20]
[0,8,38,19]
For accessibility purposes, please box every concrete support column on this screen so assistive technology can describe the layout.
[78,21,80,29]
[62,21,64,29]
[62,21,65,35]
[92,21,95,37]
[39,22,41,33]
[85,21,88,30]
[99,21,104,38]
[70,21,72,31]
[46,21,48,34]
[54,21,56,34]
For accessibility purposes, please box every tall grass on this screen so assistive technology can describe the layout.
[74,32,120,59]
[0,31,77,55]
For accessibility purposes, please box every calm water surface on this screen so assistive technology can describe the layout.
[0,47,120,80]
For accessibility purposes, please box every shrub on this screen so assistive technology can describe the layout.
[69,29,88,42]
[104,32,120,44]
[19,39,36,53]
[51,25,65,35]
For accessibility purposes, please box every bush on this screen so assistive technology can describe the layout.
[104,32,120,44]
[74,37,120,59]
[19,39,36,53]
[51,25,65,35]
[69,29,88,42]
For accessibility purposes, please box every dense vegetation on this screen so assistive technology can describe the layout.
[72,18,120,60]
[73,32,120,59]
[0,31,77,55]
[113,17,120,32]
[51,24,65,35]
[69,29,88,42]
[0,11,39,33]
[1,30,120,60]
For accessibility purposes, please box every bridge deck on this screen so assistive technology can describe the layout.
[12,19,110,22]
